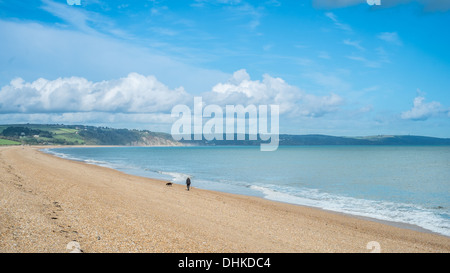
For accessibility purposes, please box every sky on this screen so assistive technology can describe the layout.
[0,0,450,137]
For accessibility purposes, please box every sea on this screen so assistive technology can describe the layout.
[43,145,450,237]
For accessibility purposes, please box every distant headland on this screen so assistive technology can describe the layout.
[1,124,449,146]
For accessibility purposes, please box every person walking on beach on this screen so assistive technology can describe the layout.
[186,177,191,191]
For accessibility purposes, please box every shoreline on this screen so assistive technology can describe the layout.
[42,145,447,238]
[1,145,449,252]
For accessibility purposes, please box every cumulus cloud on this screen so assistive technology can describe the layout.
[0,73,190,114]
[297,93,343,117]
[204,69,343,117]
[401,94,448,121]
[0,70,344,129]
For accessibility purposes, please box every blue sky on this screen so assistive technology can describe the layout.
[0,0,449,137]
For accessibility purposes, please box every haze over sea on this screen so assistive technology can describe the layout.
[44,146,450,237]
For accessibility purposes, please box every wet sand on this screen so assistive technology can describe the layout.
[0,146,449,253]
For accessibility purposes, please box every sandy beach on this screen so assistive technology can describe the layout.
[0,146,449,253]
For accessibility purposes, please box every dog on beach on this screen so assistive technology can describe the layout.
[166,182,173,186]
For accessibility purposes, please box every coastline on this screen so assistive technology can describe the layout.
[42,145,448,238]
[1,145,449,253]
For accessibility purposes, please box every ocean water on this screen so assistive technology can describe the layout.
[43,146,450,237]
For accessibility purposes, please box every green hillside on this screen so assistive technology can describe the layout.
[1,124,449,146]
[0,138,21,145]
[0,124,179,146]
[179,133,450,146]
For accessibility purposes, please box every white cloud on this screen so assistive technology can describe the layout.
[377,32,402,46]
[302,72,351,91]
[0,73,190,114]
[325,12,352,32]
[41,0,117,36]
[204,69,343,117]
[0,68,345,120]
[346,47,390,68]
[205,69,299,112]
[297,93,343,118]
[151,27,178,36]
[192,0,262,30]
[0,70,345,129]
[318,51,331,59]
[401,95,448,121]
[347,55,381,68]
[0,19,229,92]
[343,39,365,51]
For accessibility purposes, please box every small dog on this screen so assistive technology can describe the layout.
[166,182,173,186]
